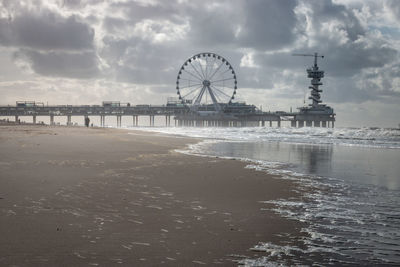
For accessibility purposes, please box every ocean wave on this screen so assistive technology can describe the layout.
[131,126,400,149]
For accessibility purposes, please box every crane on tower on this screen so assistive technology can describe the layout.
[292,52,324,67]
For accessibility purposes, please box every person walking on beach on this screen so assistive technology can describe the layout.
[85,116,90,127]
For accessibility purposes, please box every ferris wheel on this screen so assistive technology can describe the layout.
[176,52,237,112]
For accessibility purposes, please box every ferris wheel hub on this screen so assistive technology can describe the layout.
[202,80,211,87]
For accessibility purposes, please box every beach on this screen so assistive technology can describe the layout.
[0,125,302,266]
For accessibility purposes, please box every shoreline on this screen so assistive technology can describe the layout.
[0,125,305,266]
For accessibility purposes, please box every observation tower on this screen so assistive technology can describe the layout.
[293,53,336,127]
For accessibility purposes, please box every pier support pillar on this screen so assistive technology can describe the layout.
[15,116,19,123]
[149,115,154,126]
[298,121,304,128]
[117,115,122,127]
[277,120,281,128]
[269,121,272,127]
[67,115,71,126]
[332,121,335,128]
[50,115,54,125]
[33,115,36,124]
[322,121,327,128]
[291,120,296,127]
[306,120,312,127]
[261,121,265,127]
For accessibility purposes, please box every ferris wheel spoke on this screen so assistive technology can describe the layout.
[189,62,205,81]
[208,61,225,80]
[178,78,200,83]
[182,69,203,81]
[210,77,235,84]
[207,56,217,79]
[196,60,206,79]
[212,83,236,89]
[205,56,209,80]
[179,83,202,89]
[213,68,233,79]
[182,85,203,99]
[211,85,232,99]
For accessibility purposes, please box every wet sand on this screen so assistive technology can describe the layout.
[0,125,303,266]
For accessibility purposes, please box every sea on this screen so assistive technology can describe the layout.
[129,126,400,266]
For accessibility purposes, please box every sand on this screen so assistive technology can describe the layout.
[0,125,303,266]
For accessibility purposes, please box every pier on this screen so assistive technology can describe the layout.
[0,52,335,128]
[0,101,334,128]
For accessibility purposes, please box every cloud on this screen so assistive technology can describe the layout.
[0,8,94,51]
[14,49,100,79]
[237,0,297,50]
[385,0,400,23]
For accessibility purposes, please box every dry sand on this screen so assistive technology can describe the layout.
[0,125,304,266]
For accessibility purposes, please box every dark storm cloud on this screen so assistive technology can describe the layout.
[237,0,297,50]
[0,1,98,79]
[14,49,99,79]
[0,10,94,51]
[323,44,397,77]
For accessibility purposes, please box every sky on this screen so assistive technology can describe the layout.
[0,0,399,128]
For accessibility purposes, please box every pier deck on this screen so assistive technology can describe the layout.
[0,103,335,128]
